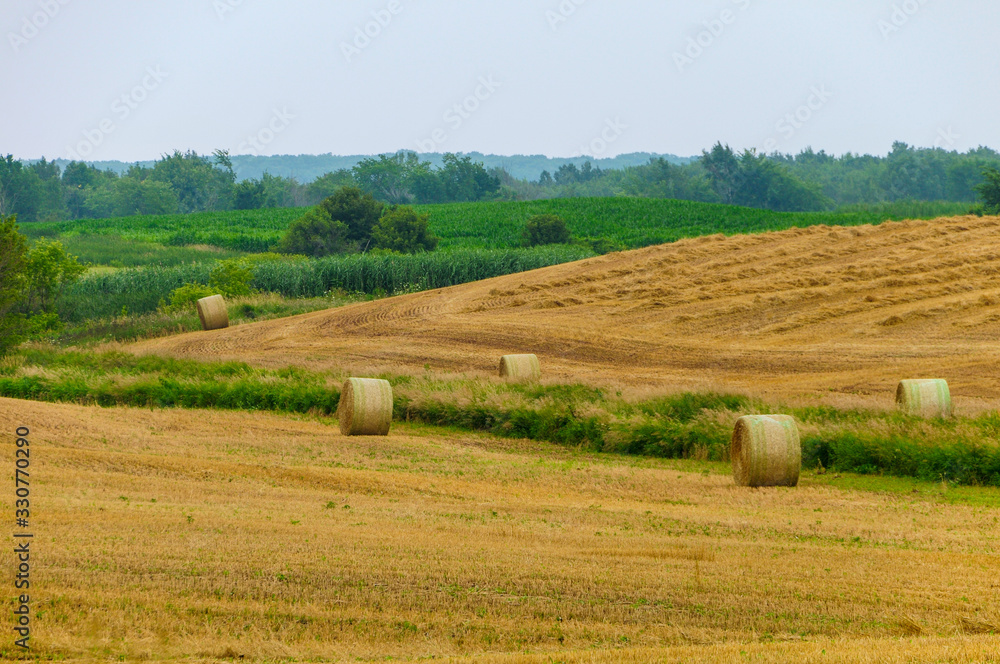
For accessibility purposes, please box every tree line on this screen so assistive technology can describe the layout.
[0,150,502,222]
[3,142,1000,222]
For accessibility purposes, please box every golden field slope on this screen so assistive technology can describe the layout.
[134,216,1000,404]
[3,396,1000,662]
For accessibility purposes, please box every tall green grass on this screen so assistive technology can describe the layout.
[59,233,245,267]
[5,347,1000,487]
[59,245,594,321]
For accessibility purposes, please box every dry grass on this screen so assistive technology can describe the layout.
[131,216,1000,407]
[4,396,1000,662]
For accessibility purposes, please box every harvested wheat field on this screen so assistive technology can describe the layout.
[3,395,1000,662]
[134,216,1000,406]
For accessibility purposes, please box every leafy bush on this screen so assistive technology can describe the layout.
[209,259,255,297]
[21,238,87,313]
[162,283,215,312]
[0,215,29,357]
[317,186,385,245]
[277,208,351,257]
[522,214,572,246]
[372,206,439,253]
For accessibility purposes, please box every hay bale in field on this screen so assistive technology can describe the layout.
[338,378,393,436]
[731,415,801,488]
[196,295,229,331]
[498,354,541,380]
[896,379,952,418]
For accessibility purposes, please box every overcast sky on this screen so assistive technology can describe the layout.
[2,0,997,162]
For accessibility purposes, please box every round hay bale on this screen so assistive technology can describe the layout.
[338,378,393,436]
[896,379,952,418]
[196,295,229,331]
[498,354,540,380]
[731,415,801,488]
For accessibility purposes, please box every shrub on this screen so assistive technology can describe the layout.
[522,214,571,246]
[163,283,215,312]
[0,215,29,357]
[278,208,351,257]
[22,238,86,313]
[372,206,439,253]
[209,259,255,297]
[317,186,385,245]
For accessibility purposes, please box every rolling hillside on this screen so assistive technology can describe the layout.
[133,215,1000,404]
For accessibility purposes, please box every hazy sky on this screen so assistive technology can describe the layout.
[2,0,997,162]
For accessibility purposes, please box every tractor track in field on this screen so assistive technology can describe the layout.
[132,215,1000,400]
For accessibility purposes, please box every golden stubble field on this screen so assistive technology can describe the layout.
[134,215,1000,405]
[4,396,1000,662]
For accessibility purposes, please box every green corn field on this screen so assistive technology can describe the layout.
[24,198,971,255]
[60,246,595,321]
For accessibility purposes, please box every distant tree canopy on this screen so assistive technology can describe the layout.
[701,143,831,211]
[3,143,1000,224]
[522,214,572,247]
[976,167,1000,214]
[350,152,501,205]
